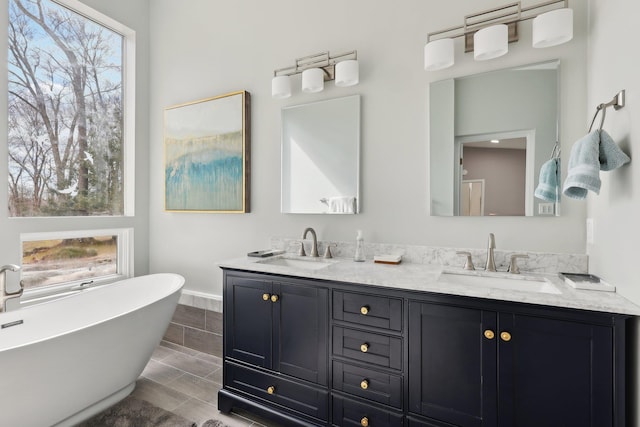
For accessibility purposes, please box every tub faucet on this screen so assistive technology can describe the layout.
[1,264,23,313]
[485,233,497,272]
[302,227,319,257]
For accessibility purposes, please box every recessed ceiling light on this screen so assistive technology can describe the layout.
[490,139,500,144]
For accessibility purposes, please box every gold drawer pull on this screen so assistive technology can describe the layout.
[360,305,370,315]
[270,294,279,303]
[360,343,369,353]
[361,416,369,427]
[500,331,512,342]
[262,293,270,301]
[267,385,275,395]
[484,329,495,340]
[360,379,369,390]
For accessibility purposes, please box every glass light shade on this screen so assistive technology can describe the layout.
[302,68,324,93]
[335,60,359,87]
[474,24,508,61]
[272,75,291,99]
[424,38,454,71]
[532,8,573,48]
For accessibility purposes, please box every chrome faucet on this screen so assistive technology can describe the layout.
[485,233,497,272]
[1,264,23,313]
[301,227,319,257]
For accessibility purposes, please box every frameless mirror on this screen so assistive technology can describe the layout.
[281,95,360,214]
[430,60,560,216]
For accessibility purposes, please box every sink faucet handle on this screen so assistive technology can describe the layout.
[324,243,337,259]
[456,251,475,271]
[292,241,306,257]
[508,254,529,274]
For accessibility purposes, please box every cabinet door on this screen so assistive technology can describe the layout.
[498,313,614,427]
[224,275,273,368]
[409,301,497,427]
[273,281,329,385]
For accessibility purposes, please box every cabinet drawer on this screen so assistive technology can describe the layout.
[333,361,403,408]
[334,290,403,331]
[225,362,328,421]
[333,326,402,370]
[333,394,404,426]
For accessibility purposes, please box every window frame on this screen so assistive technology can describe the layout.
[8,0,137,217]
[19,227,134,304]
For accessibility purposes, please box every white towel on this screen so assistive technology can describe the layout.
[328,196,356,213]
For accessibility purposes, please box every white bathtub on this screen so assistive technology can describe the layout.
[0,273,184,427]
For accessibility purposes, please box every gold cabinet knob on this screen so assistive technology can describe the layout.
[361,416,369,427]
[360,379,369,390]
[360,343,369,353]
[484,329,495,340]
[266,386,275,395]
[270,294,279,303]
[262,293,270,301]
[360,305,370,315]
[500,331,512,342]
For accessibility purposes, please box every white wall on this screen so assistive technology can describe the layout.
[0,0,150,284]
[148,0,590,296]
[587,0,640,424]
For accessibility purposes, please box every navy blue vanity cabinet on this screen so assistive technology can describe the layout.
[408,300,626,427]
[220,271,329,425]
[220,269,629,427]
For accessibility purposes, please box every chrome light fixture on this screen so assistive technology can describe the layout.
[272,50,358,98]
[424,0,573,71]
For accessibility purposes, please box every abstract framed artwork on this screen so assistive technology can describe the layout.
[164,91,250,213]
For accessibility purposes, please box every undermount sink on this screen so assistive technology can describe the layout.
[257,256,338,271]
[441,272,561,295]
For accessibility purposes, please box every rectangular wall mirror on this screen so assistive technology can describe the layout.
[430,60,560,217]
[281,95,360,214]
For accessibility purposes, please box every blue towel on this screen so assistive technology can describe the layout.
[563,130,631,199]
[563,131,601,199]
[599,129,630,171]
[535,158,561,202]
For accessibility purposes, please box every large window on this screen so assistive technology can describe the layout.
[7,0,134,217]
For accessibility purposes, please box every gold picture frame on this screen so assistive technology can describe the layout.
[164,91,250,213]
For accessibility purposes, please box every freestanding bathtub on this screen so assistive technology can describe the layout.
[0,273,184,427]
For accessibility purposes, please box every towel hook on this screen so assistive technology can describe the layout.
[588,90,625,133]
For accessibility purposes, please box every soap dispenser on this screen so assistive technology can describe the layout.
[354,230,365,262]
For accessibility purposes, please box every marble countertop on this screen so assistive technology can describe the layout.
[218,255,640,316]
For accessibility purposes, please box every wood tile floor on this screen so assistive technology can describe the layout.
[133,341,278,427]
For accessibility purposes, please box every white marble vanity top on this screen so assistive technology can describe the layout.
[219,255,640,316]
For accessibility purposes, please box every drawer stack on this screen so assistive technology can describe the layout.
[332,290,404,426]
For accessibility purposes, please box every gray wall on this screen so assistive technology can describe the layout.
[148,0,589,296]
[0,0,150,284]
[587,0,640,424]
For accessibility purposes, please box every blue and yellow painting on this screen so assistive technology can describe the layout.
[164,92,245,211]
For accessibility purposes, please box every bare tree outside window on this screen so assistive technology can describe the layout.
[8,0,124,216]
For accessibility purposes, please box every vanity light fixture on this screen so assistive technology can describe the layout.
[272,50,358,98]
[423,0,573,71]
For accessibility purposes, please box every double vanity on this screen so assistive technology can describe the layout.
[217,238,638,427]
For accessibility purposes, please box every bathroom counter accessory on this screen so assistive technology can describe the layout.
[373,254,402,264]
[247,249,285,258]
[560,272,616,292]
